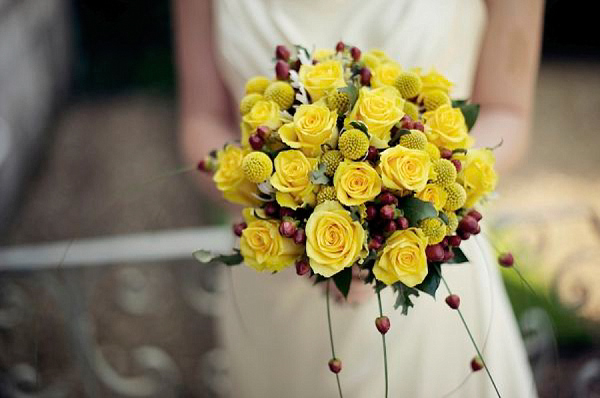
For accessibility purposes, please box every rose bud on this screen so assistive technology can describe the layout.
[279,207,295,218]
[233,222,247,237]
[295,258,310,276]
[256,125,270,139]
[366,205,377,220]
[470,356,484,372]
[451,159,462,172]
[448,235,462,247]
[368,239,382,251]
[498,252,514,267]
[360,68,372,85]
[457,230,471,241]
[366,145,378,161]
[396,217,409,230]
[440,148,453,159]
[375,316,391,334]
[458,215,479,234]
[413,121,425,132]
[380,205,395,220]
[350,46,361,61]
[445,294,460,309]
[468,209,482,222]
[264,201,279,217]
[275,45,290,61]
[275,60,290,80]
[328,358,342,374]
[293,228,307,244]
[378,192,398,206]
[249,133,265,150]
[279,220,297,238]
[443,248,455,262]
[335,41,345,52]
[426,244,445,262]
[384,220,397,233]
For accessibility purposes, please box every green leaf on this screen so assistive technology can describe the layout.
[459,104,480,131]
[451,99,468,108]
[445,247,469,264]
[349,120,369,134]
[392,283,420,315]
[313,274,328,285]
[349,206,362,222]
[193,249,244,266]
[415,263,441,297]
[438,212,449,225]
[310,163,330,185]
[333,267,353,299]
[398,197,438,226]
[338,85,359,111]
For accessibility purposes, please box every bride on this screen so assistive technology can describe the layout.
[174,0,544,396]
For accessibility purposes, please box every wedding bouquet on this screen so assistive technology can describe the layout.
[195,42,507,395]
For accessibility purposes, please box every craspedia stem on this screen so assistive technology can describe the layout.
[376,290,389,398]
[326,281,344,398]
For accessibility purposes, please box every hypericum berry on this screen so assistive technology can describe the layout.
[378,192,397,205]
[472,223,481,235]
[366,146,378,161]
[242,151,273,183]
[384,220,397,233]
[399,130,427,150]
[335,41,345,52]
[426,244,445,262]
[264,202,279,217]
[443,248,455,262]
[443,183,467,211]
[418,217,447,245]
[372,234,384,244]
[256,125,270,139]
[445,294,460,309]
[279,207,295,218]
[317,185,337,204]
[339,129,369,160]
[498,252,514,267]
[380,205,395,220]
[396,217,409,230]
[448,235,462,247]
[423,89,451,111]
[451,159,462,172]
[471,356,484,372]
[360,68,372,86]
[197,159,207,171]
[366,205,377,220]
[457,229,471,241]
[245,76,270,94]
[233,222,247,237]
[468,209,483,222]
[327,90,351,114]
[275,45,290,61]
[240,93,264,115]
[413,121,425,132]
[350,47,361,61]
[375,316,391,334]
[393,71,423,99]
[458,215,479,234]
[368,239,382,250]
[293,229,307,244]
[403,101,419,123]
[295,258,310,276]
[279,220,297,238]
[264,81,295,110]
[440,148,453,159]
[275,60,290,80]
[328,358,342,374]
[249,133,265,150]
[425,142,441,160]
[432,159,458,187]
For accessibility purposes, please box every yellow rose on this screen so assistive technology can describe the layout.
[240,208,303,272]
[457,149,498,207]
[420,69,453,95]
[334,160,382,206]
[313,48,335,62]
[379,145,431,192]
[373,228,429,286]
[299,60,346,101]
[305,201,366,277]
[213,145,261,206]
[241,99,282,145]
[371,62,403,88]
[270,150,318,209]
[423,104,474,150]
[416,183,448,211]
[346,87,405,148]
[361,49,391,70]
[278,102,338,156]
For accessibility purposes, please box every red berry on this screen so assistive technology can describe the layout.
[295,258,310,276]
[458,215,479,234]
[498,252,514,267]
[335,41,345,52]
[368,239,382,250]
[375,316,391,334]
[360,68,372,85]
[350,47,361,61]
[256,126,269,139]
[279,207,295,218]
[233,222,247,237]
[328,358,342,374]
[366,145,378,161]
[275,60,290,80]
[384,220,397,233]
[471,356,484,372]
[451,159,462,172]
[457,230,471,240]
[279,220,297,238]
[372,234,384,244]
[426,244,445,262]
[401,114,412,123]
[380,205,395,220]
[413,122,425,132]
[249,134,265,150]
[366,205,377,220]
[290,59,301,72]
[396,217,409,230]
[264,202,279,217]
[445,294,460,309]
[379,192,397,205]
[443,248,455,262]
[472,223,481,235]
[448,235,462,247]
[440,148,453,159]
[275,45,290,61]
[293,228,307,244]
[197,159,207,171]
[468,209,482,222]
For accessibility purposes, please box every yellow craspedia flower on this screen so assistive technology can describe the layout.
[423,89,451,111]
[444,182,467,211]
[416,183,448,211]
[313,48,335,62]
[346,87,405,148]
[394,71,423,99]
[270,150,318,209]
[299,60,346,101]
[444,211,459,233]
[245,76,270,94]
[240,93,263,115]
[305,201,366,277]
[240,208,303,272]
[418,217,447,245]
[373,228,428,287]
[316,185,337,204]
[321,150,344,177]
[379,145,431,192]
[241,99,282,145]
[264,81,295,110]
[423,104,473,150]
[425,142,441,160]
[371,62,403,88]
[327,90,350,114]
[339,129,370,160]
[213,145,261,206]
[399,130,427,150]
[457,149,498,208]
[333,160,382,206]
[403,101,420,122]
[242,151,273,183]
[431,159,457,187]
[420,69,453,95]
[279,102,338,156]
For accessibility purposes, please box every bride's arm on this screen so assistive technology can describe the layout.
[471,0,545,173]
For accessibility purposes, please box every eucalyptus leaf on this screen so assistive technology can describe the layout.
[415,263,441,297]
[398,197,438,226]
[333,267,353,299]
[392,283,420,315]
[451,99,468,108]
[193,250,244,266]
[338,85,359,112]
[310,163,330,185]
[349,120,369,134]
[439,212,449,225]
[459,104,480,131]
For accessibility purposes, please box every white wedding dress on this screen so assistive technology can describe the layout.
[213,1,537,397]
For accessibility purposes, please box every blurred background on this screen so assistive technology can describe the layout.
[0,0,599,397]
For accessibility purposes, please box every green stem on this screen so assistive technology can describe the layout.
[376,290,389,398]
[326,281,343,398]
[441,276,502,398]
